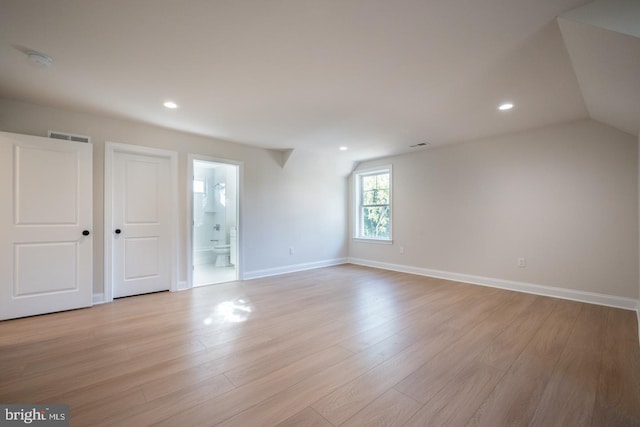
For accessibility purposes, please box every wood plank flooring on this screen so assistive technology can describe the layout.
[1,264,639,426]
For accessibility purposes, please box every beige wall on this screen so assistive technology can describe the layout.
[0,98,352,295]
[351,119,639,299]
[3,97,637,301]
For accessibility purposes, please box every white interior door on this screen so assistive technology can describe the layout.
[0,131,93,321]
[112,150,172,298]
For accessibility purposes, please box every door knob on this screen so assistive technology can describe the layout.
[114,229,121,234]
[82,230,90,236]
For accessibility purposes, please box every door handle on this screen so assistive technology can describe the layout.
[82,230,90,236]
[115,229,121,234]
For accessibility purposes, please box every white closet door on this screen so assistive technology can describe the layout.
[112,151,171,298]
[0,131,93,321]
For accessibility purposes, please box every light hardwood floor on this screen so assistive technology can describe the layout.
[1,264,639,426]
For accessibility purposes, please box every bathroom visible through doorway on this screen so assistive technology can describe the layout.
[191,159,239,286]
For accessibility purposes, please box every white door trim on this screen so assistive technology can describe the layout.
[187,153,244,289]
[104,142,178,302]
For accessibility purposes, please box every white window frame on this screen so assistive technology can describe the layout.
[353,165,393,243]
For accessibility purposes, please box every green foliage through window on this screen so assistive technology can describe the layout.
[357,170,391,239]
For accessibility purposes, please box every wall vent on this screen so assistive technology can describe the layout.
[48,130,91,143]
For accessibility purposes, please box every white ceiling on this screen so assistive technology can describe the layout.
[0,0,635,161]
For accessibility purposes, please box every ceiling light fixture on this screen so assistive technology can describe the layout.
[26,51,53,67]
[498,102,514,111]
[163,101,178,109]
[339,146,348,151]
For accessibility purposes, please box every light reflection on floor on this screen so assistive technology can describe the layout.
[203,298,253,324]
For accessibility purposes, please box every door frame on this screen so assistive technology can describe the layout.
[104,142,179,303]
[187,153,244,288]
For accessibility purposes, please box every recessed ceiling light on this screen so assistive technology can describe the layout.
[498,102,514,111]
[339,146,348,151]
[163,101,178,109]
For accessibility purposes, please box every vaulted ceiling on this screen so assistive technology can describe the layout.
[558,0,640,137]
[0,0,637,161]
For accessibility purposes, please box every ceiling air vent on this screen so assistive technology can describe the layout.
[48,130,91,143]
[409,142,430,148]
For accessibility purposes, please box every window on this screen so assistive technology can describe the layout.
[354,166,392,241]
[193,180,205,193]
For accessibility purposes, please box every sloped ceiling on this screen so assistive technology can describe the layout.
[0,0,635,161]
[559,0,640,136]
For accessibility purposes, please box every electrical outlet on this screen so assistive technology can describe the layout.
[517,257,526,268]
[399,246,405,254]
[289,247,294,256]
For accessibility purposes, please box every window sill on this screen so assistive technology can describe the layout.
[352,238,393,245]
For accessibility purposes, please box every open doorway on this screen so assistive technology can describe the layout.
[190,157,240,286]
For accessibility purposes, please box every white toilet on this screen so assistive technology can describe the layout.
[213,244,230,267]
[211,227,236,267]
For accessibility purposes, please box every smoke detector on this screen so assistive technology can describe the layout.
[27,51,53,67]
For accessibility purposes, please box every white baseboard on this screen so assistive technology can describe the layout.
[244,258,348,280]
[637,303,640,345]
[92,293,105,305]
[177,281,188,291]
[347,257,639,311]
